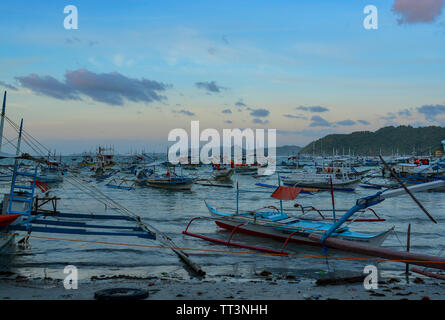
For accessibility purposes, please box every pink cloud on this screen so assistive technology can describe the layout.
[392,0,444,24]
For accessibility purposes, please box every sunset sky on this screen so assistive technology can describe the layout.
[1,0,444,154]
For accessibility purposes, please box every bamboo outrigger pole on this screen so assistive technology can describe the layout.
[379,155,437,224]
[321,179,444,243]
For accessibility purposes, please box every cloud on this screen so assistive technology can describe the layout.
[195,81,226,93]
[65,36,99,47]
[357,120,371,125]
[112,54,134,67]
[172,109,196,116]
[252,118,269,125]
[397,109,412,117]
[15,69,171,106]
[235,100,246,107]
[222,109,232,114]
[309,115,332,127]
[65,36,81,45]
[283,114,307,120]
[380,112,397,121]
[0,80,18,91]
[296,105,329,113]
[249,108,270,117]
[88,40,99,47]
[417,104,445,121]
[15,74,79,100]
[392,0,444,24]
[207,47,217,55]
[336,119,356,126]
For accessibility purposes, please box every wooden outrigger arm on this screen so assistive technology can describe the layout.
[321,179,445,243]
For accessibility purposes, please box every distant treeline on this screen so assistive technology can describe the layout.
[299,126,445,156]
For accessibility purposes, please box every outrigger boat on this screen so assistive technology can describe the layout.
[77,152,95,168]
[201,186,393,248]
[212,164,234,181]
[184,175,393,255]
[96,146,117,168]
[282,171,360,191]
[144,175,195,190]
[137,160,195,190]
[37,157,64,184]
[185,170,445,272]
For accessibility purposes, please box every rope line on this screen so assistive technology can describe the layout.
[4,231,445,265]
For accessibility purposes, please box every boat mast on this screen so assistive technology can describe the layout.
[16,118,23,156]
[0,91,7,152]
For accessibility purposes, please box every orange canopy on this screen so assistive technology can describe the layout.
[270,186,301,200]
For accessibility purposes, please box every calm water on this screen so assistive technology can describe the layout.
[1,161,444,283]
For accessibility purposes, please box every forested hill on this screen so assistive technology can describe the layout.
[299,126,445,156]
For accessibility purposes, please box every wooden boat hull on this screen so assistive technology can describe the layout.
[214,168,234,180]
[144,178,195,190]
[212,219,391,248]
[282,178,360,188]
[0,232,14,252]
[206,204,392,248]
[309,233,445,271]
[0,214,21,253]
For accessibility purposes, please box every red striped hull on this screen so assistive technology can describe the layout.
[215,221,319,247]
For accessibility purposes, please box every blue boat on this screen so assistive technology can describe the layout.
[205,202,393,248]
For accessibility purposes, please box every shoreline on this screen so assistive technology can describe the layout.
[0,271,443,300]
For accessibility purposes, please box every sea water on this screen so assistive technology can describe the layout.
[0,157,443,284]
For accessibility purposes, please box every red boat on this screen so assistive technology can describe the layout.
[0,214,21,227]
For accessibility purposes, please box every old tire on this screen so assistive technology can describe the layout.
[94,288,149,300]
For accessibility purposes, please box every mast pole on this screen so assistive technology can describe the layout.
[0,91,7,152]
[16,118,23,156]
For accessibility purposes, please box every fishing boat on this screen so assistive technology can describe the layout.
[282,171,361,190]
[183,181,393,255]
[185,173,392,251]
[186,176,445,271]
[77,152,95,167]
[212,164,234,181]
[390,163,445,178]
[96,146,117,168]
[232,159,265,175]
[204,201,393,248]
[138,160,195,190]
[144,175,195,190]
[0,218,19,252]
[280,156,305,169]
[38,159,64,183]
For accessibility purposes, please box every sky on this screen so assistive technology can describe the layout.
[0,0,445,154]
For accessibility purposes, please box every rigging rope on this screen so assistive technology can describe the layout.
[1,115,205,274]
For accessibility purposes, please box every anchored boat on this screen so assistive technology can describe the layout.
[204,201,393,247]
[282,171,360,191]
[184,181,393,253]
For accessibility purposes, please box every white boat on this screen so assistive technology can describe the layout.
[282,171,361,190]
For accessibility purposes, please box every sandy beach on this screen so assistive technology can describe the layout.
[0,271,443,300]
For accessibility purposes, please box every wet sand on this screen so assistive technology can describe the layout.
[0,272,443,300]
